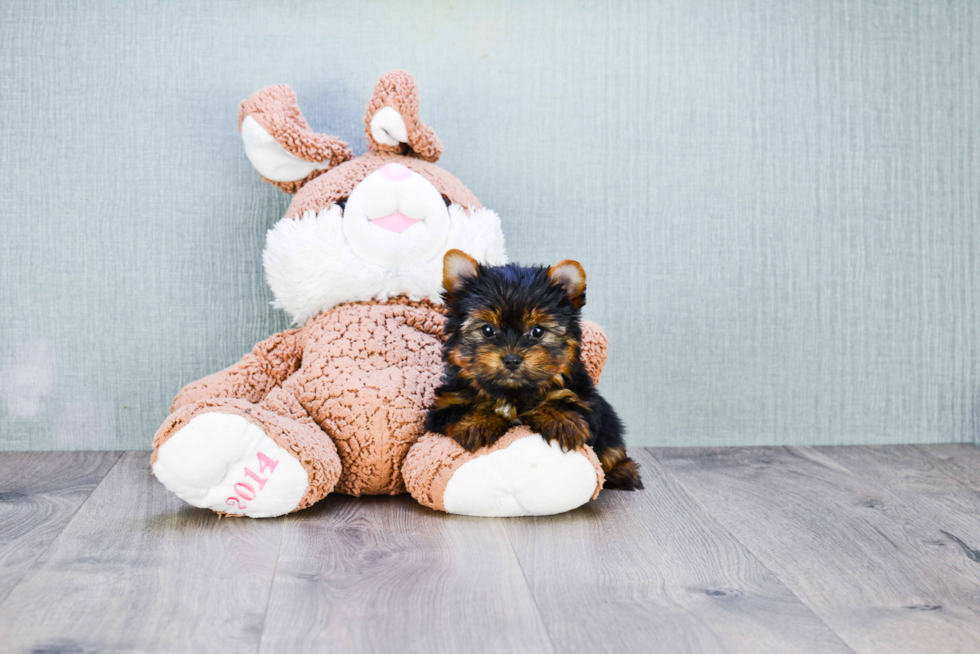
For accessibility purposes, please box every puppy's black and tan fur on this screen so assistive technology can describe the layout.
[425,250,642,490]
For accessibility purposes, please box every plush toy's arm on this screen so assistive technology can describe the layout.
[580,320,609,386]
[171,328,305,412]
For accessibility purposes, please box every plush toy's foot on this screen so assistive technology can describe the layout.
[403,426,604,517]
[151,400,341,518]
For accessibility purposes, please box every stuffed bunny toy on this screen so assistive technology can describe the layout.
[151,71,611,517]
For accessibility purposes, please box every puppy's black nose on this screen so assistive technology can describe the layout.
[502,354,523,370]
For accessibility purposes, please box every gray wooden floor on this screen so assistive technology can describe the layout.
[2,446,980,653]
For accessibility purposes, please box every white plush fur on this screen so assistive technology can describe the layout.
[442,435,599,517]
[264,203,507,324]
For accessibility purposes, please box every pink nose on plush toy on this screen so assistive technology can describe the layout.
[379,162,413,181]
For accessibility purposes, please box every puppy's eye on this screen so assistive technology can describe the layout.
[530,325,545,339]
[481,324,496,338]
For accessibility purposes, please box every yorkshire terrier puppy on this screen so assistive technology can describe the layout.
[425,250,643,490]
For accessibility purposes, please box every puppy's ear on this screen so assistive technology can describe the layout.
[443,249,480,296]
[547,260,587,308]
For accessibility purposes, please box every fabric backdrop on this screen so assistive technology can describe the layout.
[1,0,978,450]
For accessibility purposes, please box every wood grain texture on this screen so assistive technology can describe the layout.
[916,443,980,492]
[817,444,980,571]
[0,452,285,654]
[0,451,120,604]
[2,1,980,450]
[503,449,853,653]
[3,447,980,651]
[654,446,980,654]
[258,494,555,654]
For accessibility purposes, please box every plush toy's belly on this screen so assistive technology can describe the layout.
[294,299,447,495]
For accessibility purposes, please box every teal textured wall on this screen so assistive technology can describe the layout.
[1,1,978,450]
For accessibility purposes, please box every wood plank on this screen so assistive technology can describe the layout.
[654,445,980,654]
[0,451,284,654]
[258,495,556,654]
[0,451,121,604]
[502,449,853,654]
[817,445,980,568]
[916,443,980,493]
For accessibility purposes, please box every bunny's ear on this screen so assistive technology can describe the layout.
[238,85,353,193]
[364,71,443,163]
